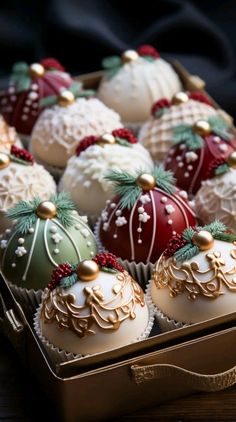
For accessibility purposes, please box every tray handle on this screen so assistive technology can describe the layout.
[131,363,236,392]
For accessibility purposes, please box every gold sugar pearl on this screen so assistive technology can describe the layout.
[136,173,156,190]
[192,120,211,136]
[227,151,236,169]
[77,260,99,281]
[0,153,10,170]
[58,90,75,107]
[29,63,45,79]
[122,50,139,63]
[192,230,214,251]
[97,133,116,145]
[36,201,57,219]
[172,92,189,105]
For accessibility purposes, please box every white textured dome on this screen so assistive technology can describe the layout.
[195,169,236,231]
[59,143,154,217]
[39,268,150,355]
[139,99,218,162]
[151,239,236,324]
[30,98,122,168]
[97,57,182,124]
[0,115,22,151]
[0,162,56,233]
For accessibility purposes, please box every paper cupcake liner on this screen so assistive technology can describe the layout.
[146,280,189,332]
[8,281,43,315]
[34,292,155,365]
[94,219,154,288]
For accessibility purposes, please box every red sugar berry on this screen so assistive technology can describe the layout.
[137,45,160,59]
[164,233,187,259]
[48,263,73,290]
[40,58,65,72]
[151,98,171,117]
[76,136,98,156]
[112,128,137,144]
[10,145,34,164]
[93,253,124,272]
[188,91,214,107]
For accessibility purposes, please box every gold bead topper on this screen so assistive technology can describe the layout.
[227,151,236,169]
[77,260,99,281]
[29,63,45,79]
[97,133,116,146]
[58,90,75,107]
[0,153,10,170]
[136,173,156,190]
[122,50,139,63]
[36,201,57,219]
[192,230,214,251]
[172,92,189,105]
[192,120,211,136]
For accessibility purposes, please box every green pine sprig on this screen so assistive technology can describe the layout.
[7,192,76,234]
[10,61,31,92]
[208,115,232,141]
[102,55,123,80]
[214,163,230,176]
[174,220,236,263]
[173,124,204,149]
[104,165,176,210]
[115,137,132,148]
[39,82,95,108]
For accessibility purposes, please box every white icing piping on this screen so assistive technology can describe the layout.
[22,218,40,281]
[189,147,203,195]
[52,219,82,261]
[44,220,59,267]
[129,195,141,260]
[146,190,156,262]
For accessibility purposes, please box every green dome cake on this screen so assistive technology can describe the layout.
[0,193,97,296]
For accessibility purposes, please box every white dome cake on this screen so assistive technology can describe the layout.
[30,84,122,176]
[59,129,154,219]
[150,221,236,329]
[97,45,182,127]
[195,152,236,231]
[0,146,56,233]
[37,253,152,358]
[0,115,23,152]
[139,91,220,162]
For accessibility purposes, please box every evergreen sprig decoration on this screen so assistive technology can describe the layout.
[7,192,76,234]
[39,82,95,108]
[173,116,232,149]
[104,165,176,210]
[173,221,236,263]
[10,62,31,92]
[59,263,78,289]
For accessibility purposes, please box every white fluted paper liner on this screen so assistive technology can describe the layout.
[33,294,155,365]
[8,281,43,314]
[145,280,189,332]
[94,219,154,288]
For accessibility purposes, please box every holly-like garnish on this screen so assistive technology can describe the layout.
[48,263,74,290]
[93,253,124,273]
[112,128,137,144]
[40,57,65,72]
[10,145,34,164]
[188,91,213,107]
[137,44,160,59]
[151,98,171,117]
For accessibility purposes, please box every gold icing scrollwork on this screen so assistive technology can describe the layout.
[153,250,236,301]
[41,271,145,337]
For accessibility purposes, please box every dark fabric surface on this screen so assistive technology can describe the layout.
[0,0,236,118]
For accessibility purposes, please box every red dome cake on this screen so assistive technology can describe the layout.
[164,116,236,195]
[0,58,72,136]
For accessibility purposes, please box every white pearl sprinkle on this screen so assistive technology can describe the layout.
[54,248,59,254]
[179,190,188,199]
[90,251,94,256]
[71,210,77,215]
[28,227,34,233]
[161,197,167,203]
[5,229,11,234]
[168,219,173,225]
[110,203,116,209]
[176,156,181,162]
[184,172,189,178]
[28,92,38,100]
[172,231,176,235]
[138,239,142,244]
[50,226,57,233]
[87,241,91,247]
[106,199,111,205]
[23,107,29,113]
[178,162,184,168]
[219,144,228,152]
[137,228,142,233]
[21,115,28,121]
[26,100,32,106]
[138,206,144,213]
[115,210,122,216]
[187,165,193,171]
[113,234,118,238]
[18,238,25,245]
[75,224,81,230]
[31,84,38,91]
[179,144,186,150]
[213,136,221,143]
[12,263,16,268]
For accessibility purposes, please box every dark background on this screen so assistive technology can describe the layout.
[1,0,236,119]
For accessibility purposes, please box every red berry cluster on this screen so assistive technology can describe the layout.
[205,156,227,179]
[151,98,171,117]
[112,128,137,144]
[40,57,65,72]
[11,145,34,164]
[48,263,73,290]
[188,91,214,107]
[93,253,124,272]
[137,44,160,59]
[76,136,98,156]
[163,233,187,259]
